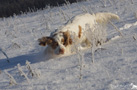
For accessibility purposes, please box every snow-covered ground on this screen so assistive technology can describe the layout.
[0,0,137,90]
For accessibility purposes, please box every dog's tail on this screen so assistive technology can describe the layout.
[95,12,123,36]
[95,12,120,24]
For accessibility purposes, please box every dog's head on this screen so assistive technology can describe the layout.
[38,30,72,55]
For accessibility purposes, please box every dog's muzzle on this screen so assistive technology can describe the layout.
[59,48,65,54]
[55,47,65,55]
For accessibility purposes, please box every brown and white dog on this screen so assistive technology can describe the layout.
[38,12,119,55]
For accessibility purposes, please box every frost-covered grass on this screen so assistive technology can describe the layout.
[0,0,137,90]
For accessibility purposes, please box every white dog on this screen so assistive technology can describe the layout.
[38,12,119,55]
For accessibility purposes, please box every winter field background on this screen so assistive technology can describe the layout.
[0,0,137,90]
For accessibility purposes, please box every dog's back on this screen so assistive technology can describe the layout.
[53,12,119,38]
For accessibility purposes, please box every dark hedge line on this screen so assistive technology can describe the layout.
[0,0,83,18]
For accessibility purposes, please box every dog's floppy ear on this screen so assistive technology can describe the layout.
[63,30,72,46]
[38,37,53,46]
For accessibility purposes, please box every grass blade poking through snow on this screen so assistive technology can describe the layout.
[17,64,31,84]
[71,32,85,81]
[108,21,123,37]
[26,60,41,78]
[0,48,9,63]
[5,70,17,86]
[84,23,107,63]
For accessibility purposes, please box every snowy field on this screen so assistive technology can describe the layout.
[0,0,137,90]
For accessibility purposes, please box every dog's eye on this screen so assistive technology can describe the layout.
[55,42,58,46]
[50,41,58,49]
[54,42,58,48]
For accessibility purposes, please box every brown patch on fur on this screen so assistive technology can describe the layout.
[50,41,58,49]
[38,36,59,49]
[38,37,53,46]
[78,25,82,38]
[63,30,72,47]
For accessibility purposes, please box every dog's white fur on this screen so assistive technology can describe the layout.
[38,12,119,55]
